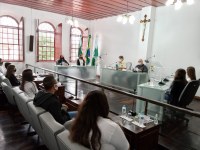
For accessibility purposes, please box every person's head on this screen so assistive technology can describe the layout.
[60,55,64,59]
[138,59,144,65]
[43,75,58,93]
[119,56,124,62]
[187,66,196,80]
[0,58,3,66]
[20,69,34,91]
[79,54,83,59]
[5,62,11,69]
[174,68,187,82]
[6,65,16,78]
[70,90,109,150]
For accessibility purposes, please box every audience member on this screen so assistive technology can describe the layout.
[165,68,188,106]
[20,69,38,98]
[77,54,85,66]
[56,55,69,65]
[187,66,196,81]
[6,65,20,86]
[4,62,11,75]
[69,90,129,150]
[33,76,75,126]
[118,55,126,70]
[134,59,148,72]
[0,58,4,74]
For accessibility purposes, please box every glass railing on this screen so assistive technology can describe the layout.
[26,64,200,149]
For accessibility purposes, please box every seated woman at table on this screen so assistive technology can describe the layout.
[6,65,20,86]
[20,69,38,98]
[165,68,188,106]
[118,55,126,70]
[69,90,129,150]
[186,66,196,81]
[77,54,85,66]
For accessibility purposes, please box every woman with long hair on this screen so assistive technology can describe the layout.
[69,90,129,150]
[20,69,38,98]
[187,66,196,81]
[165,68,188,106]
[6,65,20,86]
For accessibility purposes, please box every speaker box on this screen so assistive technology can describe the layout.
[29,35,34,51]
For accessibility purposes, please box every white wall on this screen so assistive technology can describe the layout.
[90,11,141,67]
[0,2,90,73]
[152,2,200,95]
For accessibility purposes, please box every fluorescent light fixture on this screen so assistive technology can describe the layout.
[165,0,174,6]
[117,15,123,22]
[129,15,135,24]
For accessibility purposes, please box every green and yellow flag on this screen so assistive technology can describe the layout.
[85,35,91,65]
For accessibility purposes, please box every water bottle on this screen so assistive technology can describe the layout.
[122,105,126,116]
[116,63,119,70]
[138,113,144,126]
[154,114,158,125]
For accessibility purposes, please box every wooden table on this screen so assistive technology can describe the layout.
[64,98,160,150]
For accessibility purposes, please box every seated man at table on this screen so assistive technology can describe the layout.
[77,54,85,66]
[56,55,69,66]
[134,59,148,72]
[34,76,76,126]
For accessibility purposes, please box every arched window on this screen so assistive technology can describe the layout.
[70,27,82,62]
[0,16,24,61]
[37,22,55,61]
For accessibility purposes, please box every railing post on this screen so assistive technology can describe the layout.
[145,101,148,115]
[57,75,60,82]
[25,64,28,69]
[34,68,36,73]
[74,80,79,100]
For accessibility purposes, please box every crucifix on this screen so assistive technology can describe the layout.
[140,14,151,42]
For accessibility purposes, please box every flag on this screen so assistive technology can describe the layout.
[91,36,99,66]
[78,37,82,57]
[85,35,91,65]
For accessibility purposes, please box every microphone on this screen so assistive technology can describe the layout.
[145,55,155,63]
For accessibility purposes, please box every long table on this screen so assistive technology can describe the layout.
[100,68,148,92]
[54,65,96,81]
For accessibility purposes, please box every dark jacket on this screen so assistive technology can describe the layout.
[77,59,85,66]
[6,74,20,86]
[33,90,70,124]
[57,58,69,65]
[168,80,187,106]
[135,64,148,72]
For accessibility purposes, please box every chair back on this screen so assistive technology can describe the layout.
[178,80,200,107]
[57,130,90,150]
[1,76,12,87]
[1,82,15,105]
[27,101,46,141]
[39,112,65,150]
[126,62,132,70]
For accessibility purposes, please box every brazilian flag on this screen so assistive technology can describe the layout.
[78,37,82,57]
[91,46,98,66]
[85,35,91,65]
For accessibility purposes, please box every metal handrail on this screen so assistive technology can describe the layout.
[26,64,200,118]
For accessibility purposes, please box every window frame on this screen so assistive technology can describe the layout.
[0,15,24,62]
[36,21,56,62]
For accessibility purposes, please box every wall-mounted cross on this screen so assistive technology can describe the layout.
[140,14,151,42]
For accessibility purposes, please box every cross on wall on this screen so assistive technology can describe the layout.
[140,14,151,42]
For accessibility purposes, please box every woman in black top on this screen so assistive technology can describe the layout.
[6,65,20,86]
[167,68,188,106]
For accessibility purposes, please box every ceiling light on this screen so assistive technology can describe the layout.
[116,1,135,25]
[129,15,135,24]
[67,19,74,26]
[74,20,79,27]
[187,0,194,5]
[117,15,123,22]
[165,0,174,6]
[175,0,183,10]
